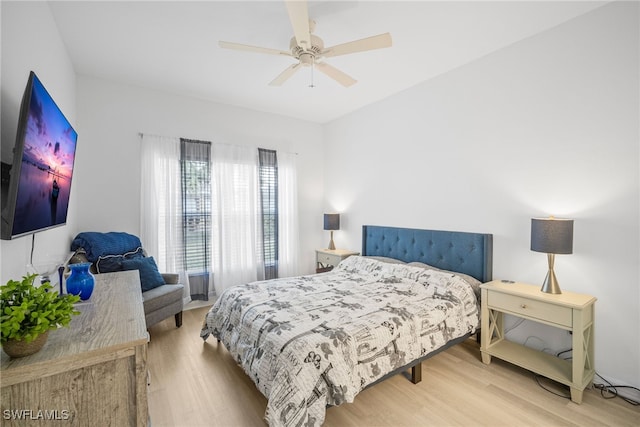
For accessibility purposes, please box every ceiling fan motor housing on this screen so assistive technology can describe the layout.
[290,34,324,66]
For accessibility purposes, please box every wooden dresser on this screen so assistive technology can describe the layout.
[1,270,149,426]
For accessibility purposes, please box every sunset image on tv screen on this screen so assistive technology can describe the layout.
[12,75,78,237]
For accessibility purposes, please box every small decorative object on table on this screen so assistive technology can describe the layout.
[66,262,95,300]
[0,274,80,358]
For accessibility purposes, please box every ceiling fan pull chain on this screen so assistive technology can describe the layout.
[309,57,315,88]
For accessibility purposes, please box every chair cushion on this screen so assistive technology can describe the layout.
[121,256,165,291]
[143,283,184,314]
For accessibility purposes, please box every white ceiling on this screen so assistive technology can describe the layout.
[49,1,606,124]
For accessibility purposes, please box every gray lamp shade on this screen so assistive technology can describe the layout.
[323,214,340,231]
[531,218,573,254]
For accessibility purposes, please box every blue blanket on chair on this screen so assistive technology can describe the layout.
[71,232,142,262]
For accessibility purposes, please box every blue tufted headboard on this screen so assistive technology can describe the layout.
[361,225,493,282]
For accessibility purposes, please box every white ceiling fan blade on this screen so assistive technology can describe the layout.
[285,0,311,50]
[322,33,392,58]
[219,41,291,57]
[315,62,357,87]
[269,63,302,86]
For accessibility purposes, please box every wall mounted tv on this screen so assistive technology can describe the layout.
[1,71,78,240]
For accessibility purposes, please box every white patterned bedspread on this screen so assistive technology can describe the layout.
[200,256,480,427]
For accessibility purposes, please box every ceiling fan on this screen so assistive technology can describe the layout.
[219,0,392,87]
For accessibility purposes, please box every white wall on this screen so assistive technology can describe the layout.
[1,2,78,284]
[75,75,324,275]
[324,2,639,390]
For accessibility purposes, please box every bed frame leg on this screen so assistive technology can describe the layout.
[411,363,422,384]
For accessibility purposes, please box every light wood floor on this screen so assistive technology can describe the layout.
[147,307,639,426]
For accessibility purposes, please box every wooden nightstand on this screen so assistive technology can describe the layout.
[480,280,596,404]
[315,249,359,273]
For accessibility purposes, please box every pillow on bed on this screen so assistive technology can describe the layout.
[407,261,440,270]
[365,256,406,264]
[453,272,482,294]
[408,261,482,294]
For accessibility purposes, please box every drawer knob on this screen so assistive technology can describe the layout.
[520,304,527,309]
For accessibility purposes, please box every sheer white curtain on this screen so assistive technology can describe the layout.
[211,142,264,295]
[276,151,299,278]
[141,134,299,297]
[139,134,191,304]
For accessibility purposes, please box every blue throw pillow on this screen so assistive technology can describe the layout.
[121,256,165,292]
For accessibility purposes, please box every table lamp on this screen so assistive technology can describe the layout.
[530,217,573,294]
[324,213,340,250]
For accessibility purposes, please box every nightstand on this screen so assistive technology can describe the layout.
[315,249,359,273]
[480,280,596,404]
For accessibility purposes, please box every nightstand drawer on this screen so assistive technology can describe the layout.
[488,292,572,328]
[317,252,340,266]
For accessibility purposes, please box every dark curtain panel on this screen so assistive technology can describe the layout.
[180,139,212,300]
[258,148,278,279]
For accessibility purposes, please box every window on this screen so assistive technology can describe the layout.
[258,148,278,279]
[141,134,298,299]
[180,139,211,300]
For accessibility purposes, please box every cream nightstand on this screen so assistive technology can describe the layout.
[480,280,596,404]
[315,249,359,273]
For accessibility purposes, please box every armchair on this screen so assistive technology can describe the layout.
[70,232,184,328]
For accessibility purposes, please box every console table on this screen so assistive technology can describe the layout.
[1,270,149,426]
[480,280,596,404]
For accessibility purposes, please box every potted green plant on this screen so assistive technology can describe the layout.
[1,274,80,358]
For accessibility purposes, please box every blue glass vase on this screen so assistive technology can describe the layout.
[66,263,95,300]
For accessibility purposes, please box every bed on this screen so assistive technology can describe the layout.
[201,225,492,427]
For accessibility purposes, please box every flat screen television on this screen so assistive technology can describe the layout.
[1,71,78,240]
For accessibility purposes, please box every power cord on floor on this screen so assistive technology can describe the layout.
[506,335,638,406]
[534,374,571,399]
[593,373,640,406]
[534,367,640,406]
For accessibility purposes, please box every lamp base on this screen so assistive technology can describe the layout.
[541,254,562,294]
[541,270,562,294]
[327,231,336,250]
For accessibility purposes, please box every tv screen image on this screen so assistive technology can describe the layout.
[1,71,78,240]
